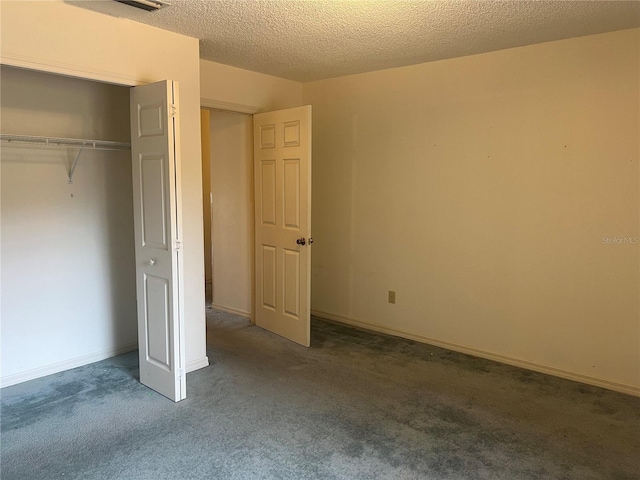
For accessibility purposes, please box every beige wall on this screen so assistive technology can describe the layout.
[0,0,208,378]
[303,28,640,394]
[200,59,303,112]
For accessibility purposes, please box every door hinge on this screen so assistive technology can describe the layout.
[173,240,182,251]
[170,104,177,117]
[179,368,185,377]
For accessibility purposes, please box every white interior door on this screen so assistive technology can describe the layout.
[130,80,186,402]
[253,106,312,347]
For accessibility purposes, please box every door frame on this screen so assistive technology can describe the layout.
[201,98,259,116]
[201,98,260,324]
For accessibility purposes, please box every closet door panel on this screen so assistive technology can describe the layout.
[130,80,186,402]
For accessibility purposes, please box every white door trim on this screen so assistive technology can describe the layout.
[0,53,153,87]
[201,98,260,115]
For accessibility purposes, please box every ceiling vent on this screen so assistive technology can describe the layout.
[114,0,170,11]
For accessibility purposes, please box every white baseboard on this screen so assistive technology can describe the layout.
[311,309,640,397]
[210,303,252,320]
[186,356,209,373]
[1,342,138,389]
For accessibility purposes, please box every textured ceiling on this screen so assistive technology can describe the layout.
[70,0,640,82]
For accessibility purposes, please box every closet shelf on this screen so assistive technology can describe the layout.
[1,134,131,151]
[1,134,131,184]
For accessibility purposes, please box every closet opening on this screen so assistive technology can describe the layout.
[1,65,139,386]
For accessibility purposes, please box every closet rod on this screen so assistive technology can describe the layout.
[1,134,131,151]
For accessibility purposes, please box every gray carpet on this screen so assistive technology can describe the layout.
[1,309,639,479]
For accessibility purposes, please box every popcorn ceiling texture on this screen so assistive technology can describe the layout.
[73,1,639,82]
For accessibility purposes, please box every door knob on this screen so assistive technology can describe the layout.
[296,238,306,246]
[149,258,156,266]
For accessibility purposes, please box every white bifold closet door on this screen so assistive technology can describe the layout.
[130,80,186,402]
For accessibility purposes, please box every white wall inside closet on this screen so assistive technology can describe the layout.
[1,66,137,386]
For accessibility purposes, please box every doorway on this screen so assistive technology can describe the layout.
[201,108,254,320]
[200,105,313,347]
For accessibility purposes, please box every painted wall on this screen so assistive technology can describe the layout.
[1,66,137,384]
[0,0,208,381]
[303,29,640,394]
[200,59,303,112]
[208,110,253,316]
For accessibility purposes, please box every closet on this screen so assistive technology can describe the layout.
[0,66,138,387]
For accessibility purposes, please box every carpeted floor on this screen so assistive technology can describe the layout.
[1,309,639,479]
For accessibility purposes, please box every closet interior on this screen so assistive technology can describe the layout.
[0,66,138,387]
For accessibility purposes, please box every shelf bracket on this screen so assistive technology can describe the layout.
[68,145,86,184]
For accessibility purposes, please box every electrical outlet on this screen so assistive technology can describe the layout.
[388,290,396,304]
